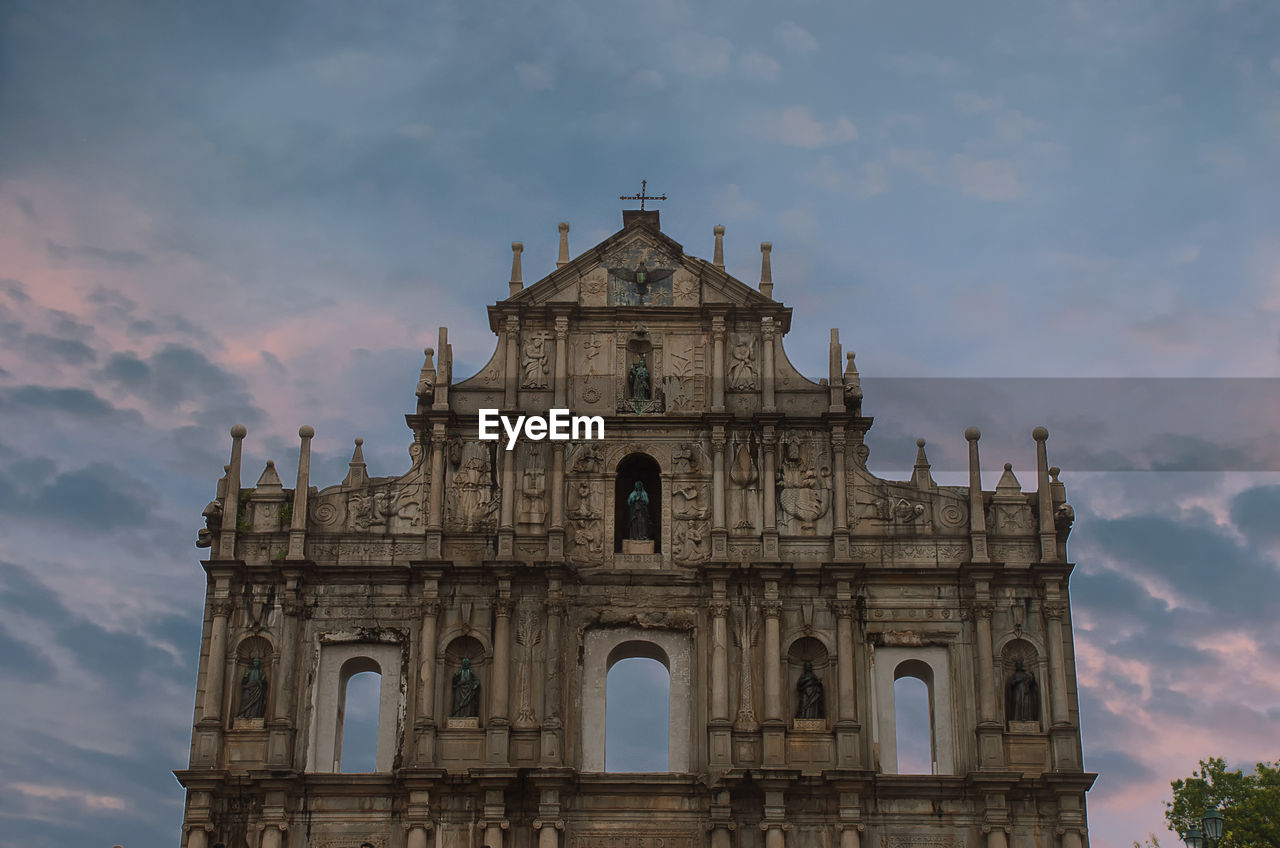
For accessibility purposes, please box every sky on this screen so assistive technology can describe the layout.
[1,1,1279,846]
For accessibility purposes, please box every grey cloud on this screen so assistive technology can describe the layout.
[1085,747,1155,788]
[0,457,153,531]
[0,385,121,417]
[96,344,265,428]
[22,333,97,365]
[0,620,56,682]
[1228,484,1280,547]
[45,239,147,268]
[0,278,29,302]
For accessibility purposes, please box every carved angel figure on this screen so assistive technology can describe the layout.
[522,335,550,388]
[613,261,674,305]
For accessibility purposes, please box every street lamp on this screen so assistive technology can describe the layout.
[1182,807,1225,848]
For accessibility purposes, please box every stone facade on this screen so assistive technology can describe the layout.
[176,210,1094,848]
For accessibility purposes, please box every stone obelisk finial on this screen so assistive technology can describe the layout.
[509,242,524,297]
[287,425,314,561]
[713,225,725,269]
[557,222,570,268]
[218,424,247,559]
[759,242,773,299]
[1033,426,1057,561]
[965,426,989,562]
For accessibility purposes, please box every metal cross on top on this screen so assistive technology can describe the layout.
[619,179,666,211]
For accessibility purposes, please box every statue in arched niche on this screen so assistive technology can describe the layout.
[236,657,268,719]
[1006,660,1039,723]
[627,481,652,540]
[451,658,480,718]
[796,661,825,719]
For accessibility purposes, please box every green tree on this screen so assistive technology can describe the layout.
[1164,757,1280,848]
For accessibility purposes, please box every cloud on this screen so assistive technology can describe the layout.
[775,21,818,55]
[738,51,780,81]
[949,154,1022,200]
[515,62,554,90]
[667,32,732,77]
[888,148,937,180]
[753,106,857,149]
[44,240,146,269]
[0,385,121,417]
[0,454,154,531]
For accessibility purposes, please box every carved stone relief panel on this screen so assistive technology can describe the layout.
[445,442,500,532]
[729,433,761,532]
[579,267,608,306]
[518,442,548,530]
[776,432,832,535]
[672,267,699,305]
[727,333,759,392]
[661,334,705,412]
[520,331,552,389]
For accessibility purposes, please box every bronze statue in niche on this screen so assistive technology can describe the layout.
[1006,660,1039,723]
[796,661,825,720]
[236,657,268,719]
[451,658,480,718]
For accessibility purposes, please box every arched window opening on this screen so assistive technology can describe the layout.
[615,453,662,552]
[605,642,670,772]
[335,657,381,773]
[893,659,935,774]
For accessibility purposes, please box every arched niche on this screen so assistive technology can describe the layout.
[232,634,273,722]
[1000,637,1044,728]
[871,646,955,775]
[581,628,692,772]
[442,634,487,724]
[615,452,662,552]
[787,635,831,723]
[307,642,403,773]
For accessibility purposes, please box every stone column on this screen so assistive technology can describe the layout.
[492,599,512,719]
[260,825,285,848]
[428,425,446,530]
[832,427,848,559]
[762,427,778,559]
[711,428,726,531]
[710,826,733,848]
[549,444,565,558]
[1061,830,1083,848]
[553,316,568,407]
[203,600,232,723]
[711,316,726,412]
[975,598,1004,768]
[499,448,516,557]
[407,826,431,848]
[840,828,861,848]
[1045,602,1069,725]
[762,430,777,532]
[268,590,300,768]
[985,830,1008,848]
[286,426,313,561]
[763,825,786,848]
[835,602,857,722]
[535,820,563,848]
[762,598,782,721]
[710,600,730,721]
[833,597,861,767]
[186,827,210,848]
[415,598,441,762]
[761,317,776,412]
[542,591,565,764]
[487,593,513,764]
[504,315,519,408]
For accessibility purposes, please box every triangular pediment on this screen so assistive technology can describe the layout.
[504,214,777,310]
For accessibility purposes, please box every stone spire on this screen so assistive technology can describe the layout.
[911,438,935,490]
[994,462,1022,498]
[255,460,283,493]
[557,222,570,268]
[759,242,773,299]
[713,225,725,269]
[509,242,523,297]
[343,438,368,488]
